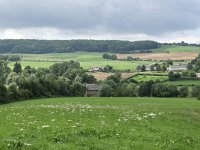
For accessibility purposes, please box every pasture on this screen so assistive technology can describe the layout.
[165,80,200,86]
[7,52,155,71]
[0,97,199,150]
[133,75,168,82]
[152,46,200,53]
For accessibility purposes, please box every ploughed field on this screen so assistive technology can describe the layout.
[0,97,200,150]
[117,52,198,61]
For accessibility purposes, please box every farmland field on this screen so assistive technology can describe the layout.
[6,52,156,71]
[152,46,200,53]
[133,75,168,82]
[117,52,198,61]
[165,80,200,86]
[0,97,199,150]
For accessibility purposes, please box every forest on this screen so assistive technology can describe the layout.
[0,40,160,54]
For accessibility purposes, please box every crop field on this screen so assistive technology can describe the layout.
[88,72,134,80]
[117,52,198,61]
[133,75,168,82]
[6,52,155,71]
[0,97,199,150]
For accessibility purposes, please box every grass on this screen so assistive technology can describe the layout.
[7,52,156,71]
[152,46,200,53]
[5,45,200,70]
[165,80,200,86]
[133,75,168,82]
[0,97,200,150]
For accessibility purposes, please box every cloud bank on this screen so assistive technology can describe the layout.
[1,0,200,42]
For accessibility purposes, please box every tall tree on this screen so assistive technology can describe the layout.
[13,62,22,74]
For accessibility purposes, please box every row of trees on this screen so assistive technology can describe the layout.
[102,54,117,60]
[0,55,21,62]
[0,61,97,104]
[99,73,194,98]
[0,40,160,54]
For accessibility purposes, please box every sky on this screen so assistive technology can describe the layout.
[0,0,200,43]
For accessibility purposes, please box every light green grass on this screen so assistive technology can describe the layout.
[133,75,168,82]
[165,80,200,86]
[152,46,200,53]
[7,52,156,71]
[0,97,200,150]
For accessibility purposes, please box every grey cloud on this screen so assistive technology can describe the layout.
[0,0,200,35]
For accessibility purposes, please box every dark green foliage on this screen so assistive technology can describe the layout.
[168,71,181,81]
[156,65,161,71]
[188,71,197,77]
[136,65,146,72]
[0,84,8,104]
[152,84,179,97]
[100,85,113,97]
[0,55,21,62]
[70,82,86,96]
[0,40,160,53]
[161,65,167,72]
[102,54,117,60]
[187,62,194,70]
[13,62,22,74]
[165,60,173,66]
[0,61,11,84]
[179,86,189,97]
[192,85,200,97]
[138,81,154,97]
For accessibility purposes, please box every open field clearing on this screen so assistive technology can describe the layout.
[6,52,155,71]
[88,72,134,80]
[165,80,200,86]
[152,46,200,53]
[117,52,198,61]
[0,97,199,150]
[133,75,168,82]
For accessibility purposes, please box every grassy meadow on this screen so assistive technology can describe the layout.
[0,97,200,150]
[165,80,200,86]
[133,75,168,82]
[5,45,200,70]
[152,46,200,53]
[7,52,155,71]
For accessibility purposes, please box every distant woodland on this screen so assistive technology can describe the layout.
[0,40,160,54]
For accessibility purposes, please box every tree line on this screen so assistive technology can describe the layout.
[0,40,160,54]
[0,61,96,104]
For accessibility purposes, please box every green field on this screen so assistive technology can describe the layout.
[133,75,168,82]
[7,52,155,71]
[4,45,200,70]
[165,80,200,86]
[0,97,200,150]
[152,46,200,53]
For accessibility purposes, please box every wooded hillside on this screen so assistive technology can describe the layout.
[0,40,160,54]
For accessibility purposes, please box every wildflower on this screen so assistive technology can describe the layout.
[42,125,50,128]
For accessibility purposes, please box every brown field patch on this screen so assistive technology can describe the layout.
[88,72,134,80]
[116,52,198,61]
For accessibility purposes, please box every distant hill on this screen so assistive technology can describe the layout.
[0,40,160,54]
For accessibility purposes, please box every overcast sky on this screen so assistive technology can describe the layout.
[0,0,200,43]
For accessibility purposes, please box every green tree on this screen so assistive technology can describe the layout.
[161,65,167,72]
[141,65,146,72]
[0,84,8,104]
[13,62,22,74]
[179,86,188,97]
[100,85,113,97]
